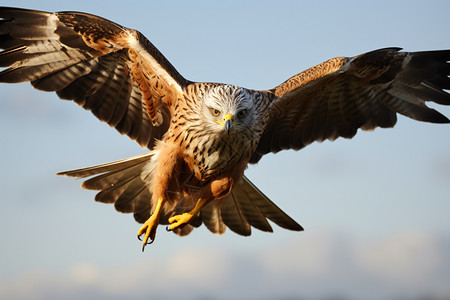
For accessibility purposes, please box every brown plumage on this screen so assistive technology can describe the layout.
[1,7,449,250]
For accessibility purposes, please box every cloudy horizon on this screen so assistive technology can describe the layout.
[2,229,450,300]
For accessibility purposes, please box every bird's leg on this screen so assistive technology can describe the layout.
[167,176,235,231]
[137,141,180,250]
[167,197,208,231]
[137,196,164,251]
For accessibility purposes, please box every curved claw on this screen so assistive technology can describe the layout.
[166,225,172,232]
[141,237,154,252]
[137,196,164,252]
[137,220,158,252]
[137,233,155,242]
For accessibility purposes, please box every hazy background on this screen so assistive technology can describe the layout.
[1,1,449,299]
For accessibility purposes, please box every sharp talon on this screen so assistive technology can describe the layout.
[141,237,154,252]
[137,233,152,242]
[166,225,172,232]
[138,196,164,251]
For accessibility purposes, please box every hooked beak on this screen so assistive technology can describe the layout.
[223,113,234,135]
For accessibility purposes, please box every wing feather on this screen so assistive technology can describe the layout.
[0,7,191,150]
[251,48,450,163]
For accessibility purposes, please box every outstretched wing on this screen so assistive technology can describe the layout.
[0,7,190,149]
[251,48,450,163]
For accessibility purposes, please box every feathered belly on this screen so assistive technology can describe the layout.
[188,135,249,182]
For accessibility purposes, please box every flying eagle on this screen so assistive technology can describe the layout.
[0,7,449,251]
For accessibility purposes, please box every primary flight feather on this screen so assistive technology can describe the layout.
[0,7,448,250]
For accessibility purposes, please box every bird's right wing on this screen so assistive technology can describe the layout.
[0,7,191,149]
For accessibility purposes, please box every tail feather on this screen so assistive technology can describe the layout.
[58,152,154,220]
[58,153,302,236]
[231,179,274,232]
[115,180,150,213]
[94,171,141,204]
[57,152,153,178]
[196,175,304,236]
[241,177,303,231]
[220,191,252,236]
[82,163,145,190]
[215,176,303,236]
[201,202,226,235]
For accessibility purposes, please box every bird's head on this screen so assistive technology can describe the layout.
[201,84,257,135]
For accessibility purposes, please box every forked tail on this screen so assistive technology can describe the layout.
[58,152,303,236]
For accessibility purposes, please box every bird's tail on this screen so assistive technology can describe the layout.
[57,152,157,224]
[206,176,304,236]
[58,152,304,237]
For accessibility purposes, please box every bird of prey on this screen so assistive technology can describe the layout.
[0,7,449,251]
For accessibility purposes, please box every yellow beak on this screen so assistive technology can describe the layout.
[223,113,233,135]
[215,113,237,134]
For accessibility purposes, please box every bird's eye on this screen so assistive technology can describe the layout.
[237,109,247,119]
[211,109,221,117]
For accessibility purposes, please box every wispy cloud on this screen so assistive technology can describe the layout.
[1,230,449,300]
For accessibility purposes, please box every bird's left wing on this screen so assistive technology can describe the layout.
[251,48,450,163]
[0,7,190,149]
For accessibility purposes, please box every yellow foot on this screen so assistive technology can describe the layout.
[137,215,159,251]
[166,198,208,232]
[137,196,164,252]
[167,212,194,231]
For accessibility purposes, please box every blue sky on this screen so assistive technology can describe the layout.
[1,1,449,299]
